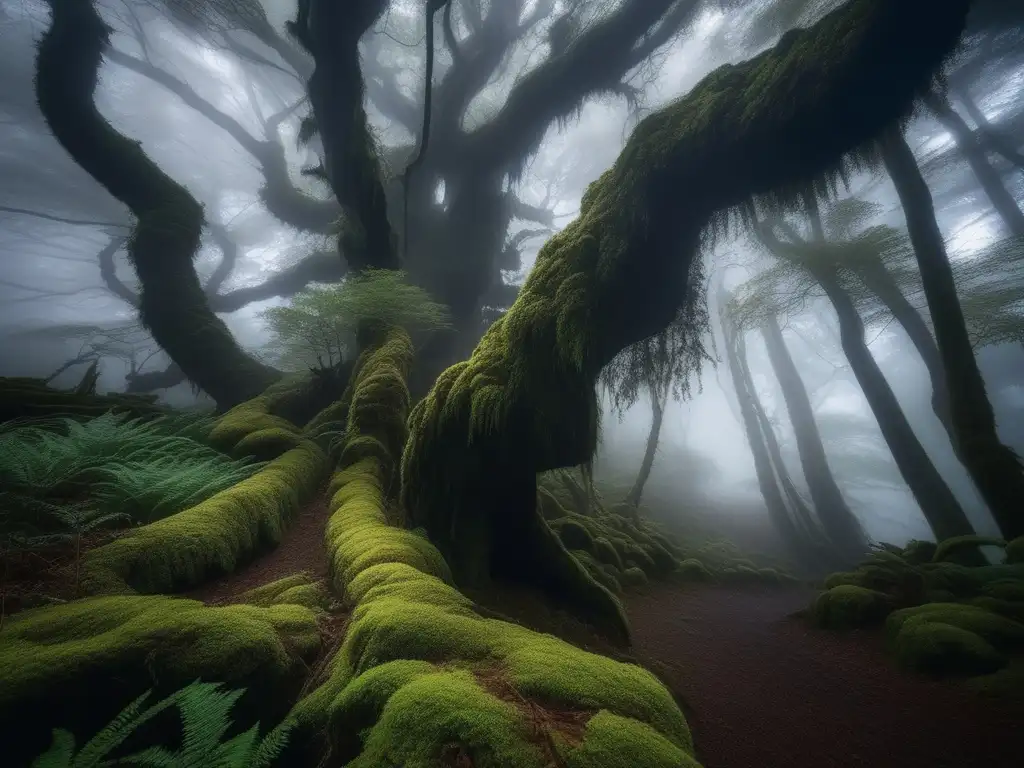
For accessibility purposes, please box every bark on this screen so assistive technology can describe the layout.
[722,313,815,562]
[854,258,956,446]
[623,390,665,507]
[760,314,869,558]
[880,127,1024,540]
[953,85,1024,171]
[923,90,1024,237]
[35,0,279,409]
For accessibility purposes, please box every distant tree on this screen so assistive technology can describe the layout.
[260,269,451,371]
[599,257,713,509]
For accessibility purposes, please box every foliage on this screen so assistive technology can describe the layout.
[32,680,295,768]
[600,255,715,416]
[0,412,266,535]
[259,269,452,371]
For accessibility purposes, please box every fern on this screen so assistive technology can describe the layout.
[32,681,294,768]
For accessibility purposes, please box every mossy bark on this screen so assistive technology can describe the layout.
[880,128,1024,540]
[34,1,279,409]
[402,0,972,638]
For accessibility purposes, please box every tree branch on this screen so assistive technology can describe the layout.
[208,249,347,312]
[0,204,128,229]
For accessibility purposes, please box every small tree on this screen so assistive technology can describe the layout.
[259,269,452,372]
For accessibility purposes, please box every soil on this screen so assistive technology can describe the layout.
[624,583,1023,768]
[185,494,332,604]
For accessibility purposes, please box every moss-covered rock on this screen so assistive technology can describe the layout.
[932,535,1005,566]
[239,573,331,611]
[620,567,649,588]
[892,621,1006,677]
[677,558,713,582]
[812,586,893,629]
[1005,536,1024,565]
[886,603,1024,651]
[0,595,320,766]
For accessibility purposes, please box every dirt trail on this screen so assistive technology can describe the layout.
[185,495,331,603]
[625,584,1021,768]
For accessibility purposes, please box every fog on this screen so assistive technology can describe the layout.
[2,0,1022,563]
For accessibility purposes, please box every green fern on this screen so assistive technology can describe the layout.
[32,681,294,768]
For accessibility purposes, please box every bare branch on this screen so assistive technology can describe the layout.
[0,204,128,229]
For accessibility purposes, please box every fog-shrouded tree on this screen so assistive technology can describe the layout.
[599,255,714,510]
[28,0,982,639]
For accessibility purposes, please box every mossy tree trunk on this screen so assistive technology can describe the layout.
[402,0,973,637]
[35,0,280,409]
[880,127,1024,540]
[759,314,869,559]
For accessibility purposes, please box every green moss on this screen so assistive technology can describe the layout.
[892,622,1006,677]
[980,579,1024,603]
[537,487,570,521]
[812,585,892,629]
[886,603,1024,650]
[80,439,328,594]
[593,536,625,570]
[902,539,938,565]
[555,711,701,768]
[932,535,1005,565]
[677,559,712,582]
[966,597,1024,623]
[232,426,305,461]
[1005,536,1024,564]
[239,573,330,611]
[0,595,319,765]
[556,518,596,552]
[620,567,649,588]
[571,549,623,595]
[208,395,301,454]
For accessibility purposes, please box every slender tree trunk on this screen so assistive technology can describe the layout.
[953,86,1024,171]
[760,314,869,558]
[721,315,809,560]
[923,91,1024,237]
[812,265,977,540]
[880,127,1024,540]
[854,258,956,446]
[624,389,665,507]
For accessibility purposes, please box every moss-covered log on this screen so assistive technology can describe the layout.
[402,0,973,632]
[0,376,169,424]
[35,0,280,409]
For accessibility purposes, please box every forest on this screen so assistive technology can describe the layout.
[0,0,1022,766]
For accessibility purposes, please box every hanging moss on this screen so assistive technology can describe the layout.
[401,0,972,646]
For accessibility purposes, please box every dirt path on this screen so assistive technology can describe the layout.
[625,584,1021,768]
[186,495,331,603]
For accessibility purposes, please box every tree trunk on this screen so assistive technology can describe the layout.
[812,264,978,541]
[760,315,869,558]
[880,127,1024,540]
[35,0,279,409]
[854,258,957,447]
[923,91,1024,237]
[624,390,665,507]
[953,85,1024,171]
[722,308,819,562]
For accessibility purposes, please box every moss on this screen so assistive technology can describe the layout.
[886,603,1024,650]
[1005,536,1024,564]
[537,487,570,521]
[892,621,1006,677]
[555,711,701,768]
[967,659,1024,699]
[902,539,938,564]
[0,595,319,765]
[980,579,1024,603]
[239,573,331,611]
[966,597,1024,623]
[620,567,649,588]
[593,536,625,570]
[208,395,302,455]
[80,439,328,594]
[812,586,892,629]
[292,329,692,765]
[556,518,596,551]
[232,426,306,461]
[677,558,712,582]
[932,535,1005,565]
[571,550,623,595]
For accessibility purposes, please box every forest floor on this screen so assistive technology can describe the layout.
[624,583,1023,768]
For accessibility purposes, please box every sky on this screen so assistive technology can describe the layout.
[1,0,1022,549]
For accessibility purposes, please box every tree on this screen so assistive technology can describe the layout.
[599,256,713,509]
[400,0,974,637]
[260,270,451,371]
[748,197,978,544]
[879,125,1024,540]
